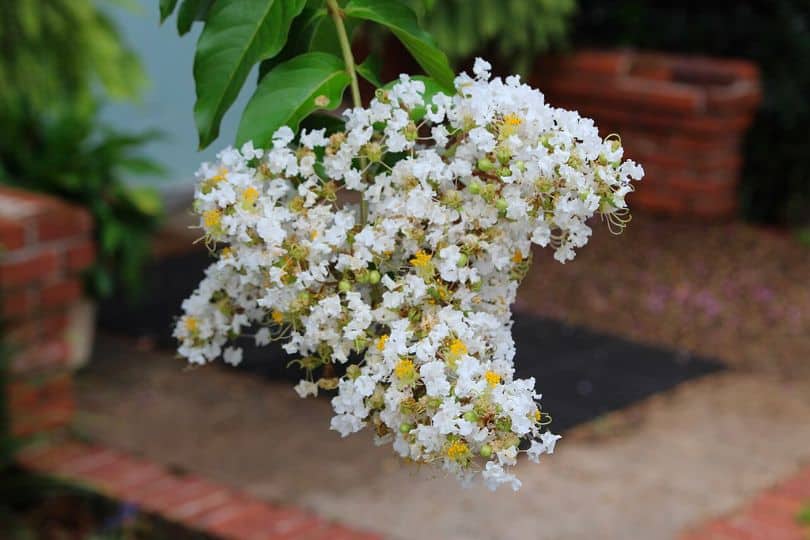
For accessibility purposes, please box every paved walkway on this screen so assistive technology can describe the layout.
[76,335,810,540]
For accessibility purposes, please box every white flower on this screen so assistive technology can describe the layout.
[223,347,243,366]
[294,380,319,398]
[176,60,642,489]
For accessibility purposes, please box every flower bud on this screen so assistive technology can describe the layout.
[399,422,413,434]
[368,269,381,285]
[479,444,493,458]
[339,279,352,293]
[456,253,468,267]
[346,364,361,380]
[496,198,509,212]
[477,158,495,172]
[468,181,482,195]
[463,411,478,422]
[496,147,511,165]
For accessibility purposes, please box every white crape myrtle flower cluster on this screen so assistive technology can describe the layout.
[175,59,643,490]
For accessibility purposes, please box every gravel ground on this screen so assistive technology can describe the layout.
[517,214,810,376]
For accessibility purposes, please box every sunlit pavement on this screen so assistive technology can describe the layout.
[76,334,810,540]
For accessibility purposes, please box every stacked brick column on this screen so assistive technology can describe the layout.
[533,50,762,220]
[0,186,95,437]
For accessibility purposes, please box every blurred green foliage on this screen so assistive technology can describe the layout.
[0,1,165,299]
[574,1,810,226]
[406,0,576,75]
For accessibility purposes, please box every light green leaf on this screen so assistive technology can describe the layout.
[344,0,455,92]
[176,0,214,35]
[237,52,349,147]
[357,53,383,87]
[159,0,179,23]
[193,0,308,147]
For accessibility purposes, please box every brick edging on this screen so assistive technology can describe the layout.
[17,441,382,540]
[680,464,810,540]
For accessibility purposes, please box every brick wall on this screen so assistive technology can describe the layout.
[533,50,762,220]
[0,186,95,437]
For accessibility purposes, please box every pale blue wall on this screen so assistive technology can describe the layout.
[101,1,256,203]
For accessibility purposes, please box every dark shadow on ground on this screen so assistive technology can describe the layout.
[99,249,723,432]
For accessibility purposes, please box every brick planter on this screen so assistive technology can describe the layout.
[532,50,762,220]
[0,186,95,438]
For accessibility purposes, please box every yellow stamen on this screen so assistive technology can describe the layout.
[409,250,432,268]
[448,339,467,358]
[241,186,259,206]
[512,249,523,264]
[310,230,319,240]
[394,358,416,380]
[485,370,501,386]
[446,440,469,461]
[203,209,222,228]
[376,334,389,351]
[271,310,284,324]
[220,247,233,258]
[184,316,198,333]
[503,113,522,126]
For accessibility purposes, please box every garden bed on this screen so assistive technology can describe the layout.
[0,466,214,539]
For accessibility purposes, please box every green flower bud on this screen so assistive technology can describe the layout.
[463,411,478,422]
[339,279,352,293]
[477,158,495,172]
[297,291,311,305]
[496,198,509,212]
[496,147,511,165]
[399,422,413,434]
[468,181,482,195]
[368,269,381,285]
[456,253,468,267]
[479,444,493,458]
[498,167,512,177]
[346,364,361,379]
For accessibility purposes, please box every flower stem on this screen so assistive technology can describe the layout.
[326,0,367,225]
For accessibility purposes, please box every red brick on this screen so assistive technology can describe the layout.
[668,176,736,198]
[11,398,74,437]
[83,458,168,496]
[0,251,59,288]
[1,288,35,319]
[534,50,630,79]
[631,185,687,215]
[207,503,316,540]
[8,372,73,410]
[16,441,92,471]
[41,279,83,308]
[774,466,810,500]
[138,476,228,515]
[36,208,93,243]
[65,240,96,272]
[0,218,26,250]
[11,339,71,373]
[689,194,738,220]
[54,446,121,476]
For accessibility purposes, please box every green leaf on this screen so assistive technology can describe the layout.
[258,7,327,80]
[357,53,383,87]
[193,0,308,148]
[344,0,454,92]
[159,0,179,23]
[176,0,214,35]
[258,7,360,81]
[237,52,349,147]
